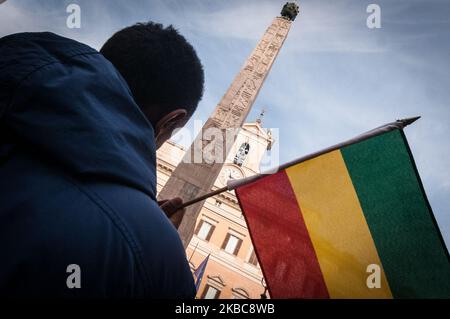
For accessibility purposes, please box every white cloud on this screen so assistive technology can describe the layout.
[183,0,387,54]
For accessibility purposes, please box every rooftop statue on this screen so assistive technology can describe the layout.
[281,2,300,21]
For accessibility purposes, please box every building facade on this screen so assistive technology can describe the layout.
[156,121,273,299]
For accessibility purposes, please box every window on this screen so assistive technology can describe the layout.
[221,233,243,256]
[194,220,215,241]
[248,249,258,266]
[201,284,221,299]
[233,142,250,166]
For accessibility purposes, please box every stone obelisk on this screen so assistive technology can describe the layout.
[158,3,300,247]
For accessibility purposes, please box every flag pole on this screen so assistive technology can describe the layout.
[177,117,420,209]
[188,241,199,263]
[178,186,229,209]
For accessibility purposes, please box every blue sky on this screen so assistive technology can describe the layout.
[1,0,449,246]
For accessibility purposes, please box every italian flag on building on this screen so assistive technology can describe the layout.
[233,118,450,299]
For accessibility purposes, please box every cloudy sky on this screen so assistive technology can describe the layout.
[1,0,449,246]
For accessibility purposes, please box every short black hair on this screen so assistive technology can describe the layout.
[100,22,204,126]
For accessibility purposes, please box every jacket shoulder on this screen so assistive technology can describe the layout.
[0,32,98,118]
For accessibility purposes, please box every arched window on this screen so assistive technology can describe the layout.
[233,143,250,166]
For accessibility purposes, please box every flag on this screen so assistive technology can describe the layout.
[235,124,450,298]
[194,254,210,292]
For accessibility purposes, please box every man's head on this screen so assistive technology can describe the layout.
[100,22,204,148]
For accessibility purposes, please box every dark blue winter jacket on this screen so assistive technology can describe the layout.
[0,32,195,298]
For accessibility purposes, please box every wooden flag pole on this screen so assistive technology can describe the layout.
[178,186,229,209]
[176,116,421,210]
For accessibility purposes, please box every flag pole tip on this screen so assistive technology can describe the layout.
[398,116,421,127]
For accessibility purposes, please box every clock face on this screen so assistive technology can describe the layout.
[218,166,244,186]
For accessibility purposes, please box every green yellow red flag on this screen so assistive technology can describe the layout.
[233,118,450,298]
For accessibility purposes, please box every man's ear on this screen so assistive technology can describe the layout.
[155,109,188,133]
[154,109,188,148]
